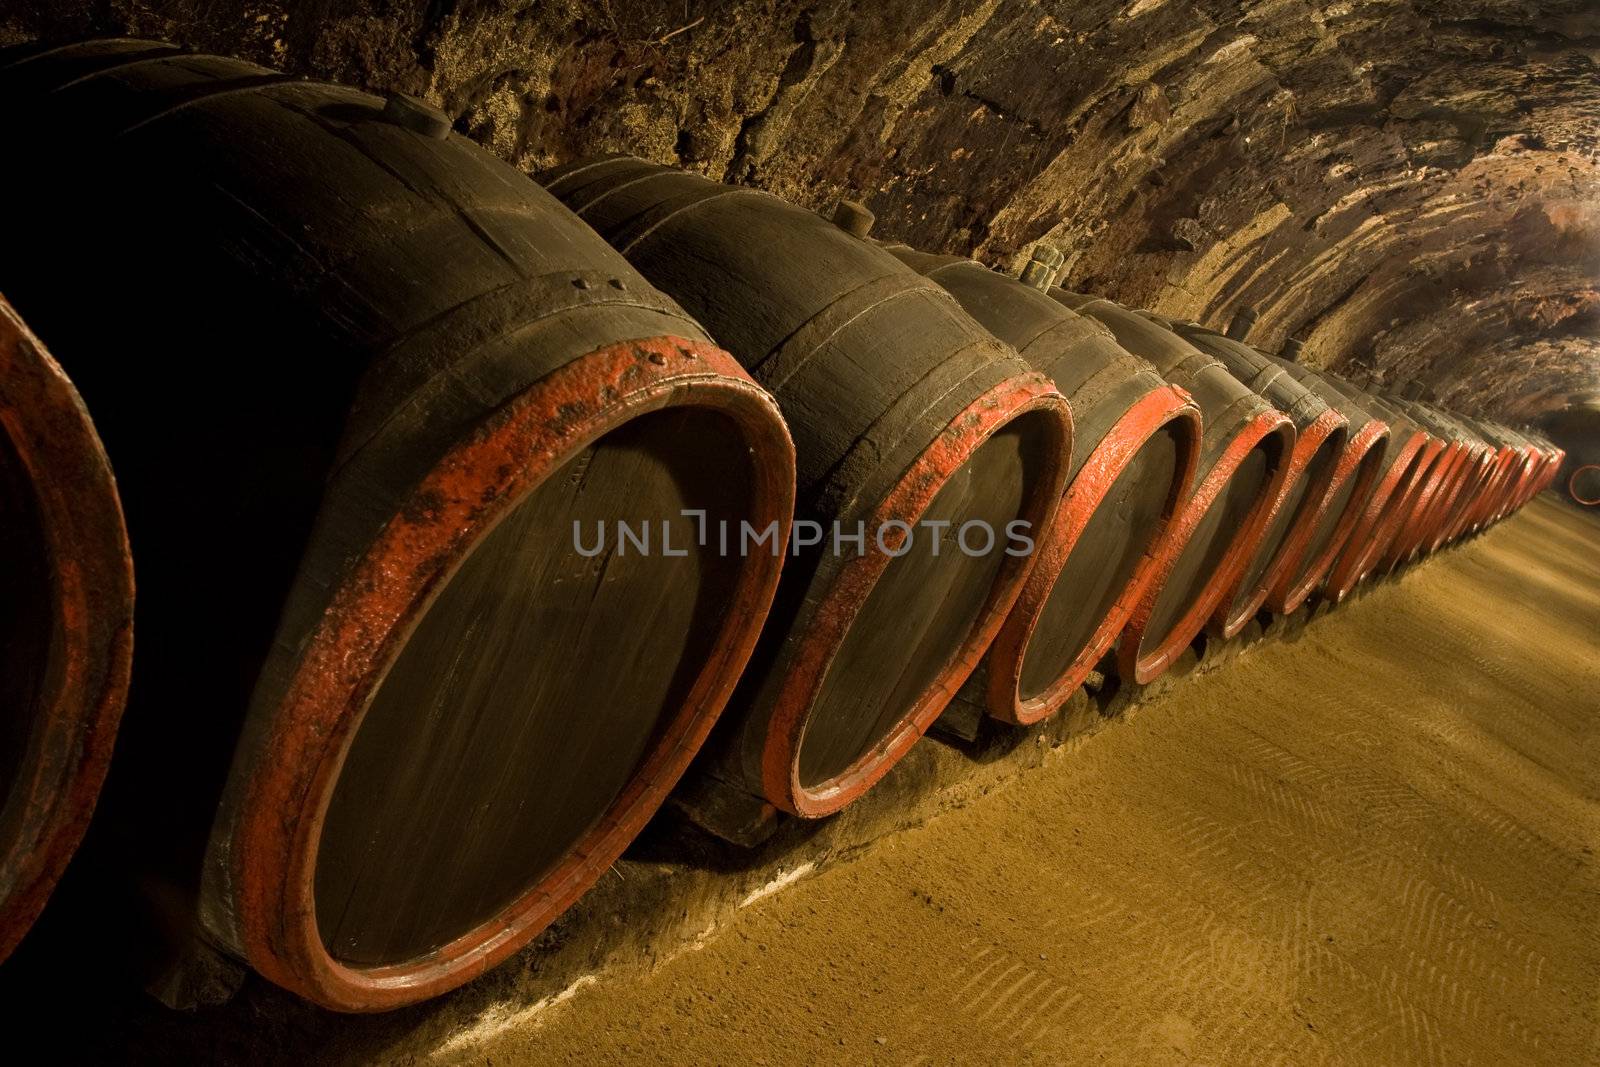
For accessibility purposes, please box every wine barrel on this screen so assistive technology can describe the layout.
[1057,296,1293,684]
[1532,437,1565,499]
[1523,438,1561,502]
[1435,418,1494,545]
[1519,434,1555,499]
[1523,451,1545,503]
[1398,416,1468,555]
[1467,420,1513,534]
[1479,427,1525,527]
[1320,382,1433,602]
[1490,427,1535,520]
[1451,418,1513,534]
[1473,423,1526,526]
[1487,436,1525,518]
[1512,435,1541,509]
[1486,433,1524,524]
[1257,360,1390,612]
[1383,443,1451,563]
[1517,437,1554,506]
[543,157,1072,815]
[1485,423,1538,524]
[0,297,134,964]
[1539,434,1562,489]
[1507,437,1540,510]
[1465,428,1516,531]
[0,41,796,1011]
[1434,437,1477,544]
[1160,323,1348,634]
[1421,412,1493,551]
[1359,396,1451,572]
[1571,465,1600,506]
[1384,402,1476,563]
[882,247,1202,724]
[1501,433,1534,508]
[1437,419,1499,543]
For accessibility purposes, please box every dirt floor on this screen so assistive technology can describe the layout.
[6,497,1596,1064]
[416,496,1600,1065]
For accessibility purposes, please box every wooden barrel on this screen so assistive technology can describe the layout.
[1467,439,1509,529]
[1446,412,1504,537]
[1458,423,1511,537]
[1384,401,1476,564]
[1427,413,1492,548]
[1160,322,1348,635]
[1482,423,1537,525]
[1409,408,1488,554]
[1356,395,1450,575]
[1376,404,1452,563]
[1451,418,1513,533]
[882,247,1202,724]
[1532,437,1564,499]
[543,157,1072,815]
[1516,447,1542,502]
[1520,437,1556,504]
[1457,433,1504,535]
[1545,441,1566,494]
[1369,436,1444,567]
[1420,422,1478,550]
[1475,436,1519,530]
[1504,435,1555,518]
[0,297,134,964]
[1459,419,1504,537]
[1472,434,1516,526]
[1056,296,1293,684]
[1256,359,1391,613]
[1484,435,1523,518]
[1313,374,1431,603]
[1546,447,1564,495]
[1490,427,1535,521]
[1484,436,1522,524]
[1511,435,1541,509]
[0,40,796,1011]
[1373,423,1449,565]
[1571,465,1600,506]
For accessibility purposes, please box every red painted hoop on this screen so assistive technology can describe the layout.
[0,296,134,963]
[983,385,1202,725]
[222,337,795,1011]
[760,375,1072,816]
[1214,408,1347,636]
[1118,409,1294,685]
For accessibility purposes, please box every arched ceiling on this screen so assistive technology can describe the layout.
[6,0,1597,420]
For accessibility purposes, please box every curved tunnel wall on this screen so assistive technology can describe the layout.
[4,0,1593,421]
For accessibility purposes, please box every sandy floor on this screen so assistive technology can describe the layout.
[442,497,1600,1065]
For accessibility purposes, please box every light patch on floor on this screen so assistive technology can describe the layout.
[740,864,817,909]
[428,975,598,1059]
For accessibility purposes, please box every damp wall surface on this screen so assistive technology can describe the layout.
[2,0,1596,420]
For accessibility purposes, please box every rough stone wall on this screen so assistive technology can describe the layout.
[4,0,1596,420]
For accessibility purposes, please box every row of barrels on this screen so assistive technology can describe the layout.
[0,40,1564,1012]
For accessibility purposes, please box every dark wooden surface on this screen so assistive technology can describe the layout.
[0,427,47,798]
[1174,325,1345,599]
[0,40,782,996]
[545,157,1065,805]
[1265,359,1390,595]
[798,415,1051,782]
[317,409,753,965]
[882,249,1189,705]
[1059,295,1287,654]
